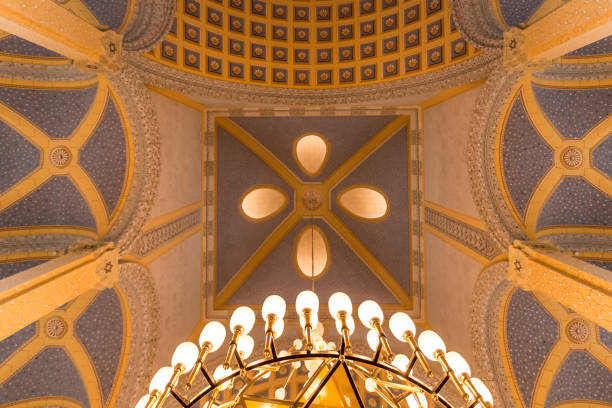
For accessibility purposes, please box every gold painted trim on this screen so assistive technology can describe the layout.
[424,200,487,231]
[292,132,331,178]
[0,226,97,240]
[1,397,84,408]
[419,79,485,110]
[146,84,206,112]
[0,75,99,90]
[292,224,331,281]
[336,184,390,223]
[103,285,131,408]
[238,184,289,223]
[143,201,203,231]
[423,225,489,265]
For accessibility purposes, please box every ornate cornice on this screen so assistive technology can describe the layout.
[123,0,175,52]
[424,207,502,258]
[129,209,201,258]
[466,62,526,248]
[471,261,516,408]
[128,51,498,105]
[450,0,504,50]
[115,262,159,408]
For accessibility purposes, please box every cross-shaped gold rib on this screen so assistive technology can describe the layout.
[214,116,412,308]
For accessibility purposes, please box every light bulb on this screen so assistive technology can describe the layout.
[417,330,446,360]
[406,392,428,408]
[305,359,320,372]
[358,300,384,327]
[366,329,379,351]
[262,371,271,379]
[230,306,256,334]
[392,354,409,372]
[213,365,232,390]
[199,321,226,351]
[278,350,289,357]
[445,351,471,377]
[328,292,352,318]
[293,339,303,350]
[134,395,149,408]
[335,314,355,334]
[315,339,328,351]
[172,342,199,371]
[292,360,302,369]
[275,388,286,400]
[471,378,493,404]
[272,319,284,338]
[314,320,325,336]
[327,342,336,351]
[262,295,287,320]
[365,378,377,392]
[149,366,173,393]
[299,312,319,329]
[389,312,416,341]
[237,334,255,358]
[296,290,319,314]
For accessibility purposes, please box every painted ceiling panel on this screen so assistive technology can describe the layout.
[536,177,612,230]
[0,121,40,194]
[0,260,46,281]
[81,0,130,30]
[505,289,558,407]
[228,116,396,181]
[0,175,96,230]
[496,0,544,27]
[0,346,89,407]
[0,35,63,58]
[0,323,36,364]
[502,94,553,217]
[216,125,294,292]
[75,288,124,402]
[228,218,399,305]
[566,35,612,56]
[79,93,128,216]
[592,133,612,180]
[331,126,411,294]
[532,84,611,140]
[545,351,612,407]
[0,83,98,139]
[600,327,612,351]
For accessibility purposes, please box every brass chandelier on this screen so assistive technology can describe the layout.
[134,291,494,408]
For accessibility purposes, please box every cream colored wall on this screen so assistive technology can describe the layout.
[148,233,201,369]
[425,232,481,363]
[148,90,202,218]
[424,86,483,219]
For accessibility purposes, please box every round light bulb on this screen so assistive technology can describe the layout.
[365,378,377,392]
[328,292,352,318]
[327,342,336,351]
[406,392,428,408]
[417,330,446,360]
[471,378,493,404]
[389,312,416,341]
[392,354,410,372]
[134,395,149,408]
[299,312,319,330]
[445,351,471,377]
[296,290,319,314]
[335,315,355,334]
[358,300,384,328]
[149,366,173,393]
[278,350,289,358]
[272,319,284,338]
[305,359,320,372]
[275,387,286,400]
[314,339,328,351]
[237,334,255,358]
[366,329,379,351]
[199,321,226,351]
[213,365,232,390]
[314,320,325,336]
[230,306,256,334]
[293,339,303,350]
[262,295,287,320]
[172,342,199,371]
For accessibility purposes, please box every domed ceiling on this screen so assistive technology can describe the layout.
[495,74,612,239]
[144,0,478,87]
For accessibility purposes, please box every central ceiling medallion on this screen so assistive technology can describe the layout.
[560,146,584,169]
[302,189,323,211]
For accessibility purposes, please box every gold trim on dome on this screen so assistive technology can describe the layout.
[144,0,478,88]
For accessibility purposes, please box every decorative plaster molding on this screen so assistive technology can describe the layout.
[471,261,516,408]
[115,262,159,408]
[127,51,498,105]
[122,0,175,52]
[449,0,504,50]
[534,61,612,81]
[543,234,612,253]
[0,234,79,256]
[424,207,501,259]
[466,63,527,248]
[129,209,201,258]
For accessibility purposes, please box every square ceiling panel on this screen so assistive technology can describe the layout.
[203,107,424,321]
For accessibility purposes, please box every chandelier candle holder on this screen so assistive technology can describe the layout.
[135,292,494,408]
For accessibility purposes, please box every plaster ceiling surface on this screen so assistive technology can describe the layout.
[205,107,424,319]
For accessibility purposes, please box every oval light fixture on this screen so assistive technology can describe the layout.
[293,134,330,177]
[337,185,389,221]
[240,185,288,222]
[294,225,330,279]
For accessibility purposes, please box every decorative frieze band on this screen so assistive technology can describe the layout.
[130,209,201,258]
[425,207,499,259]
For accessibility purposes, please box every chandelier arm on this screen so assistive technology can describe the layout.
[433,374,450,394]
[170,389,190,408]
[406,354,418,376]
[200,366,215,387]
[291,357,334,405]
[373,341,383,363]
[301,360,341,408]
[341,362,366,408]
